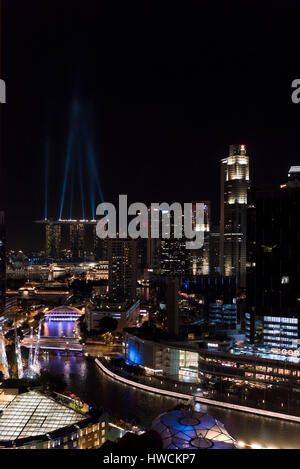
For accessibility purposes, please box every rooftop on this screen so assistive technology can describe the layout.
[0,390,87,443]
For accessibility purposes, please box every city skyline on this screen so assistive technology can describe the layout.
[3,0,300,455]
[3,2,300,250]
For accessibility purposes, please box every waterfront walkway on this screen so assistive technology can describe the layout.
[95,357,300,424]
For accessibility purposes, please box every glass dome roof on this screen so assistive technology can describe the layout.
[152,409,236,450]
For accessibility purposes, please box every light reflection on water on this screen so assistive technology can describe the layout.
[42,320,75,338]
[38,355,300,448]
[39,321,300,448]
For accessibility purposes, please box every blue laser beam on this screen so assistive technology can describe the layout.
[78,141,85,220]
[44,141,49,220]
[59,99,79,219]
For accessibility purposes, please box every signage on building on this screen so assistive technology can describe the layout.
[271,347,300,357]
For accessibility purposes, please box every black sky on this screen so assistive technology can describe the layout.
[2,1,300,250]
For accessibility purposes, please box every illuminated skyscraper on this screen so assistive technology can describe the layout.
[147,202,210,276]
[108,238,138,299]
[220,144,250,289]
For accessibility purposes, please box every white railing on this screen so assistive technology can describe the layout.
[95,358,300,424]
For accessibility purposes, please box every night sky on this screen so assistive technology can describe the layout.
[2,2,300,250]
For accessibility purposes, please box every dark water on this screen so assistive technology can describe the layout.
[39,321,300,449]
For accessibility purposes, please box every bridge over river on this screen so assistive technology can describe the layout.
[21,306,83,352]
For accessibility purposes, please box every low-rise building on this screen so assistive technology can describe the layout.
[86,299,140,333]
[0,388,108,449]
[123,331,300,390]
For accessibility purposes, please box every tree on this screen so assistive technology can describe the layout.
[98,316,118,334]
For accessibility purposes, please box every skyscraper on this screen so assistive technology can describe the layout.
[108,238,138,299]
[147,202,210,277]
[220,144,250,289]
[247,167,300,348]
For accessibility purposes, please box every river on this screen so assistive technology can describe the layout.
[39,320,300,449]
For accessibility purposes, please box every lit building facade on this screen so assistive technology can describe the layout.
[0,390,108,449]
[146,202,210,277]
[38,219,99,260]
[123,332,300,393]
[208,302,237,330]
[247,168,300,347]
[108,238,138,299]
[220,144,250,289]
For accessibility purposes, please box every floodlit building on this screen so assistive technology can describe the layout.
[220,144,250,289]
[108,238,138,299]
[123,330,300,391]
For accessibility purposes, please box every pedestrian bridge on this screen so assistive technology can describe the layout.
[45,306,84,322]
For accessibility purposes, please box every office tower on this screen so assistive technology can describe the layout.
[209,228,220,275]
[147,202,209,277]
[160,237,190,276]
[208,302,237,330]
[45,222,62,258]
[247,167,300,348]
[145,207,188,275]
[108,238,138,299]
[220,144,250,289]
[69,223,85,258]
[245,193,256,342]
[0,212,5,315]
[190,201,210,275]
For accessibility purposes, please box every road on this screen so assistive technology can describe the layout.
[21,335,83,351]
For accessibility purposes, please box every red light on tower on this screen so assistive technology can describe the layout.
[240,144,245,151]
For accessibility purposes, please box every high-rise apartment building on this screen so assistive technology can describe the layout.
[147,202,210,277]
[220,144,250,289]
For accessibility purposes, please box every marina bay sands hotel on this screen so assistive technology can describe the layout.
[36,219,104,260]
